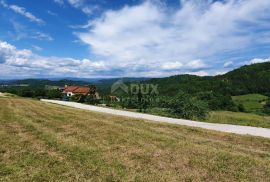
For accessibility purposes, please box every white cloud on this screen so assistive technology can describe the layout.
[1,39,268,78]
[0,1,45,25]
[0,40,107,78]
[54,0,64,5]
[2,0,270,78]
[185,59,207,70]
[224,61,234,68]
[47,10,57,16]
[214,71,228,76]
[54,0,97,15]
[249,57,270,64]
[81,6,96,15]
[161,62,183,70]
[67,0,83,8]
[8,20,53,41]
[186,71,209,77]
[32,45,43,51]
[33,32,54,41]
[75,0,270,77]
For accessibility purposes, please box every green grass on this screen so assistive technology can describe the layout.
[0,98,270,181]
[206,111,270,128]
[148,107,270,129]
[232,94,268,113]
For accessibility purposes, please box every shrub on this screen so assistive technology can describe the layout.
[47,89,62,99]
[164,91,208,120]
[238,103,245,112]
[263,98,270,115]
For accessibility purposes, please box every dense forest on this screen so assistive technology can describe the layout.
[143,62,270,96]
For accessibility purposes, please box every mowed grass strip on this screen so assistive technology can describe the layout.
[0,98,270,181]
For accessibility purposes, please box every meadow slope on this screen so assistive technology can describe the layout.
[0,98,270,181]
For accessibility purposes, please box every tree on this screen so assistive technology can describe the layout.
[196,91,237,111]
[164,91,208,119]
[137,97,150,113]
[238,103,245,112]
[47,89,62,99]
[19,88,35,97]
[89,85,97,95]
[263,98,270,115]
[85,95,99,105]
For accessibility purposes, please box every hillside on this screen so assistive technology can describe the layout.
[142,62,270,96]
[222,62,270,94]
[0,97,269,181]
[4,79,90,88]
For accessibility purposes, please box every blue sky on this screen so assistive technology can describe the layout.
[0,0,270,79]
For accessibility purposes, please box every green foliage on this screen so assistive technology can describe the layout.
[69,95,87,103]
[119,98,138,109]
[263,98,270,114]
[223,62,270,95]
[142,62,270,97]
[85,95,99,105]
[137,98,150,113]
[237,103,245,112]
[47,89,62,99]
[196,91,237,111]
[206,111,270,128]
[232,94,268,114]
[163,92,208,119]
[70,95,80,102]
[19,89,35,98]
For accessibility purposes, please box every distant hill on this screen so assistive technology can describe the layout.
[220,62,270,95]
[142,62,270,96]
[8,79,90,88]
[1,77,150,94]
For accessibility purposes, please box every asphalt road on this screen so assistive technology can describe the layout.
[41,99,270,139]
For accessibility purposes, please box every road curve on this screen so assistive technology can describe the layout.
[41,99,270,139]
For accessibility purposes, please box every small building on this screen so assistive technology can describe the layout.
[109,95,120,102]
[63,86,100,99]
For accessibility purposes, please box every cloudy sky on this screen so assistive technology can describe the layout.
[0,0,270,79]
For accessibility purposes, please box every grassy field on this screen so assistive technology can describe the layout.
[206,111,270,128]
[0,98,270,181]
[147,107,270,128]
[232,94,268,113]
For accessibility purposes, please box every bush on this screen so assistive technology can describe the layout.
[70,95,80,102]
[164,91,208,119]
[238,103,245,112]
[19,89,35,97]
[47,89,62,99]
[263,98,270,115]
[85,95,99,105]
[196,91,237,111]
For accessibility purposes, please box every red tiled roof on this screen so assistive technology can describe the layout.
[64,86,90,95]
[73,87,90,94]
[64,86,79,92]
